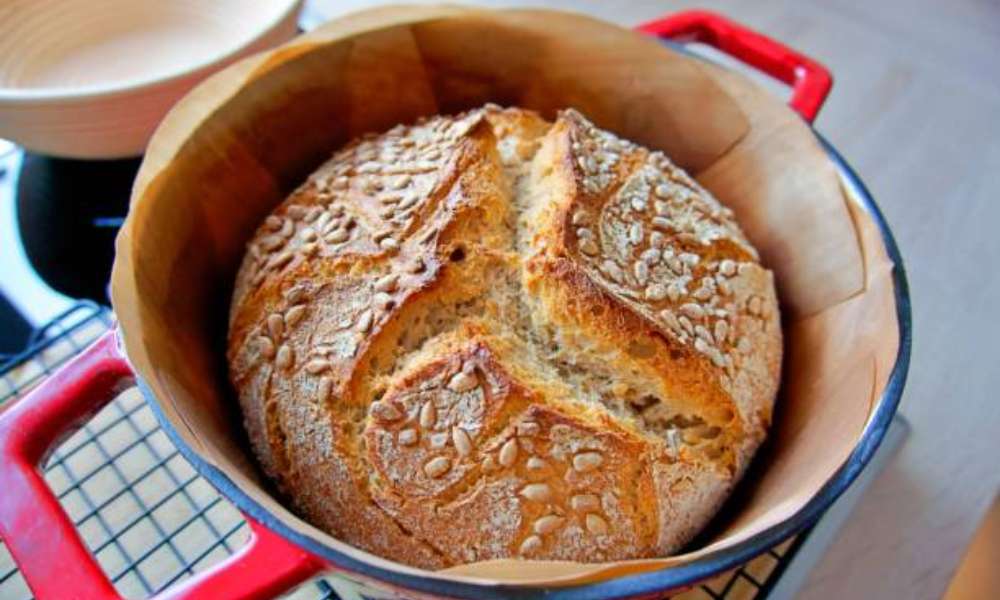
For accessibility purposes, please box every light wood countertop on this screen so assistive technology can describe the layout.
[310,2,1000,597]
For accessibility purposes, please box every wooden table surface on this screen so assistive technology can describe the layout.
[311,2,1000,598]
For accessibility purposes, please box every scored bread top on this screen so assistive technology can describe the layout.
[227,105,781,568]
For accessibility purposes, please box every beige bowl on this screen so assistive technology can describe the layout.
[0,0,303,158]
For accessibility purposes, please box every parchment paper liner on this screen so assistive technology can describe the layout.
[110,5,900,588]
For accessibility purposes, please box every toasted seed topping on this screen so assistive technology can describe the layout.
[517,421,540,437]
[719,259,736,276]
[407,258,426,274]
[714,320,729,344]
[519,535,542,556]
[679,315,694,335]
[325,229,349,244]
[284,305,307,327]
[526,457,547,470]
[285,287,308,304]
[372,401,402,421]
[602,260,624,283]
[401,192,423,210]
[423,456,451,478]
[258,336,275,359]
[661,309,681,330]
[645,284,668,302]
[520,483,552,502]
[629,222,643,245]
[499,439,518,467]
[579,238,599,256]
[270,250,293,269]
[571,210,589,226]
[304,359,330,374]
[585,513,609,535]
[447,371,478,393]
[709,347,726,367]
[717,276,733,296]
[641,248,661,264]
[316,376,332,402]
[380,237,400,251]
[573,452,604,472]
[666,428,682,454]
[419,227,439,244]
[571,494,601,512]
[534,515,564,535]
[374,274,399,293]
[264,215,283,231]
[275,344,293,370]
[634,261,650,285]
[315,212,332,232]
[652,216,673,231]
[668,256,684,274]
[398,428,418,446]
[419,401,437,429]
[373,292,394,311]
[358,161,380,174]
[260,235,285,251]
[679,303,705,320]
[452,427,472,457]
[355,309,374,333]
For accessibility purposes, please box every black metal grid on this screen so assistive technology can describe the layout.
[0,302,244,599]
[0,302,800,599]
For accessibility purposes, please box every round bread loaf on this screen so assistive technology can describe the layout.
[227,105,781,568]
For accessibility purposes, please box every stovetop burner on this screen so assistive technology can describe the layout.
[15,152,139,304]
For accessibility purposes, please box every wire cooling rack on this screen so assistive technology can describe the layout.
[0,302,804,600]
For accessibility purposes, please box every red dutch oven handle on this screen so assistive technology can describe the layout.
[0,330,325,600]
[637,10,833,123]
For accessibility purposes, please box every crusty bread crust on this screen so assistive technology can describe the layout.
[227,105,781,568]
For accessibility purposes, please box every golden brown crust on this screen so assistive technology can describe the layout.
[227,105,781,568]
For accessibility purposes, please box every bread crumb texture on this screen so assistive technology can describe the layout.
[227,105,782,568]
